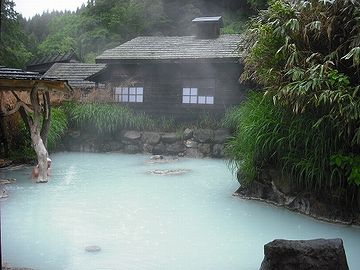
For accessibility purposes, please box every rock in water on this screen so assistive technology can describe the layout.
[150,155,164,160]
[0,178,16,185]
[259,238,349,270]
[0,189,8,199]
[85,245,101,253]
[148,169,190,176]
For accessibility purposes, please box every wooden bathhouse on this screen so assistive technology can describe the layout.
[88,16,246,121]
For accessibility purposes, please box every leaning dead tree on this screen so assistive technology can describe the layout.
[0,67,71,182]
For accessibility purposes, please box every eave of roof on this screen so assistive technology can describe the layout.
[0,66,72,93]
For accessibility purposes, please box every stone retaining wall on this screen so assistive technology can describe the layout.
[62,128,231,158]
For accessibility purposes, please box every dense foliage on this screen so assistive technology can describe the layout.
[226,0,360,188]
[0,0,32,67]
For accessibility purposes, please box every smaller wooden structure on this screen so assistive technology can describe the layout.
[0,66,71,182]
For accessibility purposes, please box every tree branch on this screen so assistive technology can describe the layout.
[40,91,51,147]
[11,91,32,134]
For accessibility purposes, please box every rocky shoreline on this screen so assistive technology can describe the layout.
[234,169,360,226]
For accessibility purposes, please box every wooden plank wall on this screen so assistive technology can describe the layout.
[107,62,246,122]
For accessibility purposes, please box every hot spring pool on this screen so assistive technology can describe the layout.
[1,152,360,270]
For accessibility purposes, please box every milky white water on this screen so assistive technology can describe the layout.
[1,152,359,270]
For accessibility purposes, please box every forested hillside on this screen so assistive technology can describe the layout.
[1,0,267,68]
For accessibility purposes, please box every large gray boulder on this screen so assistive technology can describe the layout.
[260,238,349,270]
[152,143,166,155]
[198,143,211,155]
[142,132,161,145]
[161,133,180,144]
[185,139,198,148]
[142,143,154,153]
[193,129,214,143]
[123,130,141,143]
[212,144,224,158]
[214,129,231,144]
[123,144,140,154]
[166,142,186,155]
[183,128,193,140]
[185,148,204,158]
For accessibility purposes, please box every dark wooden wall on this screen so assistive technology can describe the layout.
[107,62,246,122]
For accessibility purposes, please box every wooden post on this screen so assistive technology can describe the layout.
[0,92,9,157]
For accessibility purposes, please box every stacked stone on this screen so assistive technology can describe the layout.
[63,128,231,158]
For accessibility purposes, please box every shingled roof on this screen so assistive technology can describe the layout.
[0,66,59,80]
[0,66,72,92]
[45,63,107,89]
[27,51,79,66]
[96,34,243,63]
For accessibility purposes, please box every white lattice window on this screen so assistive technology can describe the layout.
[182,87,214,105]
[114,87,143,103]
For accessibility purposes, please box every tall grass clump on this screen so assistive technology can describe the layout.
[63,102,157,133]
[48,107,68,151]
[224,92,285,184]
[224,92,347,191]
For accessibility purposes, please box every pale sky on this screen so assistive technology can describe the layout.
[14,0,87,19]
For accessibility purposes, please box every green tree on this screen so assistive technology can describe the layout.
[37,14,81,56]
[0,0,32,67]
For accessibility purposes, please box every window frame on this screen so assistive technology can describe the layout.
[114,86,144,103]
[181,79,215,105]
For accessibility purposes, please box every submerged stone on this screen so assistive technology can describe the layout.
[148,169,190,176]
[0,189,8,200]
[0,178,16,185]
[85,245,101,253]
[145,156,179,164]
[151,155,164,160]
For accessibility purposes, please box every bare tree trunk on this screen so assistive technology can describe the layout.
[30,127,48,182]
[29,86,49,183]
